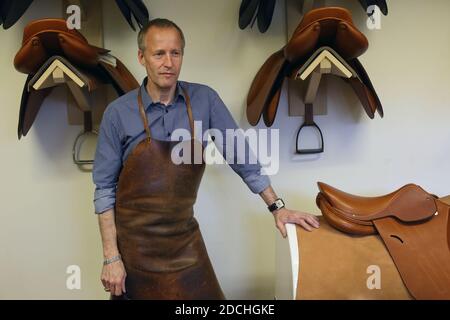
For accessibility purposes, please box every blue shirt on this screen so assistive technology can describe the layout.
[92,78,271,214]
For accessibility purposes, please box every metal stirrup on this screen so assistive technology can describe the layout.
[295,103,324,154]
[72,111,98,165]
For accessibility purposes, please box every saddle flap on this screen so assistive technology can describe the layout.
[373,200,450,299]
[246,49,286,126]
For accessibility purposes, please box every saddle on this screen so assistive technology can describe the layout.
[14,18,139,139]
[316,182,450,299]
[0,0,149,30]
[246,7,383,129]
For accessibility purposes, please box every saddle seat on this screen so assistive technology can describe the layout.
[14,19,108,75]
[316,182,437,235]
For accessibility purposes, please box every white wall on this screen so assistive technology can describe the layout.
[0,0,449,299]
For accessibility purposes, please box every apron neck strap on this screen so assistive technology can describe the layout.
[181,86,195,139]
[137,85,196,141]
[137,88,151,141]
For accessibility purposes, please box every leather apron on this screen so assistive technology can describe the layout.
[112,87,225,300]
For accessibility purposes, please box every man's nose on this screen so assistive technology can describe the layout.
[163,54,173,68]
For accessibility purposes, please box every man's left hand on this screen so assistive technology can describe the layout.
[273,208,320,238]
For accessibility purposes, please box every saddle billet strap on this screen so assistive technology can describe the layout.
[295,104,324,154]
[83,111,93,133]
[304,103,314,125]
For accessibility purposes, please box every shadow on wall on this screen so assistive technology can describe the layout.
[30,87,83,168]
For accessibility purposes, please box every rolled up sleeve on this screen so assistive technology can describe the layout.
[208,89,271,194]
[92,108,123,214]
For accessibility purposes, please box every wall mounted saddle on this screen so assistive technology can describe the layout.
[14,18,139,139]
[246,7,383,128]
[316,182,450,299]
[0,0,149,30]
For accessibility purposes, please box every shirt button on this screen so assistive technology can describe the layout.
[165,109,168,113]
[167,132,171,137]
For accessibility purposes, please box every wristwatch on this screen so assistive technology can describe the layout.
[268,198,285,213]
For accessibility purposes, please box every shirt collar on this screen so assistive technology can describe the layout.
[140,77,185,110]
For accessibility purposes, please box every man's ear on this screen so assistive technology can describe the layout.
[137,50,146,66]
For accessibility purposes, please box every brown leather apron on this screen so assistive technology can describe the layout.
[112,87,225,300]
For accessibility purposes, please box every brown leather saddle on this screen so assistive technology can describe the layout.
[247,7,383,151]
[316,182,450,299]
[14,18,139,139]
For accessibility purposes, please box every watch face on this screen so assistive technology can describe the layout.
[275,199,284,208]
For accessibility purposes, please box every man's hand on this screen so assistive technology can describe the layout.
[273,207,320,238]
[101,259,127,296]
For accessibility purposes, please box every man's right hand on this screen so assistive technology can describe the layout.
[101,259,127,296]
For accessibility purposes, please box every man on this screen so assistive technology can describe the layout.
[93,18,320,299]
